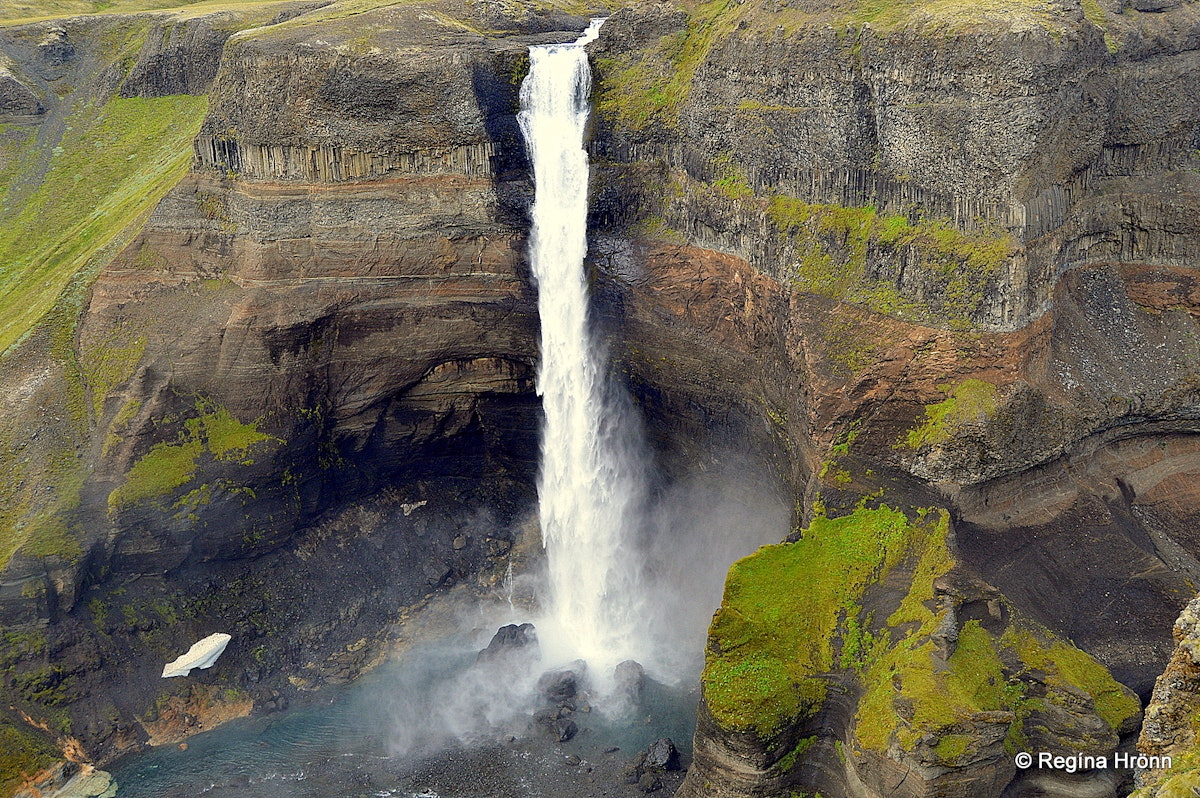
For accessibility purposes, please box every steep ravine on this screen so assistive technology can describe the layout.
[586,1,1200,797]
[1,1,1200,797]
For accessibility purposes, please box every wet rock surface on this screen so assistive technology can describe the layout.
[477,623,540,664]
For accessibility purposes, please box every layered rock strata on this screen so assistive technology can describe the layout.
[584,1,1200,797]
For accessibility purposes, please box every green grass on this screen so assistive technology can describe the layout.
[108,399,280,510]
[0,721,58,795]
[0,0,297,24]
[0,431,86,566]
[845,0,1066,33]
[765,197,1015,326]
[0,94,208,355]
[902,378,999,449]
[703,504,939,736]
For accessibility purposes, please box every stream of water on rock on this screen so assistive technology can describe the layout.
[518,18,650,682]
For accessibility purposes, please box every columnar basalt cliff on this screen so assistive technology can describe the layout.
[583,1,1200,797]
[2,0,1200,796]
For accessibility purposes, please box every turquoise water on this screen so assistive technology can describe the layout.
[108,638,697,798]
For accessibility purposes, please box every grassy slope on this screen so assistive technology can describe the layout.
[0,0,298,24]
[0,95,209,356]
[0,10,213,567]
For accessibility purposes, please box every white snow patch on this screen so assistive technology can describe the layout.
[161,633,232,678]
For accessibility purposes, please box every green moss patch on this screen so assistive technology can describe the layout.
[1000,626,1140,732]
[0,719,58,795]
[856,616,1138,755]
[108,399,280,510]
[703,495,1136,772]
[902,378,999,449]
[703,504,942,736]
[766,197,1015,326]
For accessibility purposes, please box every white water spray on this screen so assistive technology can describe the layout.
[518,20,648,679]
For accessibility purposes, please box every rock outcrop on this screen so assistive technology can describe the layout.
[1131,595,1200,797]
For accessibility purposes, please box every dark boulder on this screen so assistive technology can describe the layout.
[537,660,586,702]
[476,622,538,663]
[614,659,645,703]
[554,717,578,743]
[645,738,680,771]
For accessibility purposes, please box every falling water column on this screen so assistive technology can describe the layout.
[518,21,646,677]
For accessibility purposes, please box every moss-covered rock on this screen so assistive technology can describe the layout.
[683,497,1140,798]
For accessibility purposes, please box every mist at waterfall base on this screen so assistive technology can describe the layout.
[108,22,790,797]
[108,455,787,798]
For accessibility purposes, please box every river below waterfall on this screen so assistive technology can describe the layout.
[108,628,696,798]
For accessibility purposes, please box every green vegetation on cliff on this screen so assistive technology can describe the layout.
[856,617,1139,754]
[766,197,1016,327]
[703,504,945,735]
[702,495,1138,768]
[1133,759,1200,798]
[0,89,207,569]
[595,0,736,132]
[1002,626,1140,732]
[0,721,57,795]
[902,378,999,449]
[108,399,280,510]
[0,94,208,355]
[627,168,1018,327]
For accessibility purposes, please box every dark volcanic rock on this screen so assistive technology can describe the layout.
[0,67,42,115]
[554,717,579,743]
[477,622,539,663]
[644,738,680,771]
[613,659,645,703]
[538,661,586,703]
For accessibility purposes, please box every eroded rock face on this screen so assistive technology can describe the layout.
[585,3,1200,797]
[1132,595,1200,796]
[591,0,1200,331]
[0,0,572,768]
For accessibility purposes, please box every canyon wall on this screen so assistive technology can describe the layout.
[0,0,567,782]
[583,1,1200,797]
[2,0,1200,796]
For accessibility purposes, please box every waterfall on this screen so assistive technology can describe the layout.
[518,19,647,679]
